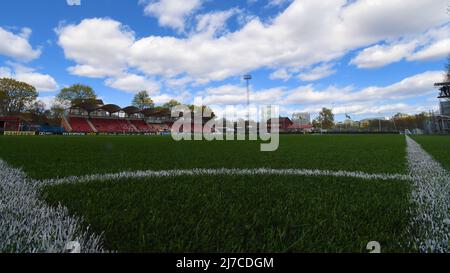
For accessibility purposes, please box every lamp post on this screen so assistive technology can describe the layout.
[378,112,382,132]
[244,75,252,122]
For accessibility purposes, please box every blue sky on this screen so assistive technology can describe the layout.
[0,0,449,121]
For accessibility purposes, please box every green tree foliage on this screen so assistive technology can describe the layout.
[314,108,334,129]
[28,100,47,116]
[0,78,38,115]
[392,112,428,131]
[359,113,429,131]
[50,104,66,119]
[56,84,97,106]
[162,99,181,109]
[185,104,216,121]
[26,100,53,124]
[132,91,154,110]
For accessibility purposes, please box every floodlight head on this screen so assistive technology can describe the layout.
[244,75,252,80]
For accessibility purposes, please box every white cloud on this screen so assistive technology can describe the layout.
[105,74,160,94]
[57,18,134,78]
[57,1,449,89]
[198,71,442,117]
[166,76,193,88]
[15,72,59,92]
[67,65,120,79]
[350,42,417,68]
[0,27,41,61]
[142,0,202,32]
[0,63,59,92]
[408,38,450,61]
[195,8,239,37]
[201,84,285,105]
[267,0,292,7]
[66,0,81,6]
[299,101,435,116]
[340,0,448,41]
[0,67,11,78]
[151,91,191,104]
[298,63,336,81]
[284,71,443,104]
[269,68,291,81]
[38,96,57,109]
[351,24,450,68]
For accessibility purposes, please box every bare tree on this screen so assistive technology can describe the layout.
[446,54,450,82]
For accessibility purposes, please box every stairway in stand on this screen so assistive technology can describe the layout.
[86,119,98,133]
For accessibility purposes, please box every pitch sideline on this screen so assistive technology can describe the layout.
[406,136,449,253]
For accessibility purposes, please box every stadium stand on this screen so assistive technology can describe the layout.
[152,124,170,132]
[0,117,21,131]
[90,118,136,133]
[63,100,175,134]
[68,117,94,133]
[130,120,156,133]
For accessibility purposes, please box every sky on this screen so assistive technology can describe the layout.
[0,0,449,121]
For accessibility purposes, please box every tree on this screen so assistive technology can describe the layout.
[188,104,216,120]
[315,107,334,129]
[27,100,53,124]
[50,103,66,119]
[162,99,181,109]
[132,90,154,110]
[29,100,46,116]
[56,84,97,106]
[0,78,38,115]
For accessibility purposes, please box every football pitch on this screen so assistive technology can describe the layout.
[0,134,448,253]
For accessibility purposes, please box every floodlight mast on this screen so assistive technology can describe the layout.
[378,112,382,132]
[244,75,252,122]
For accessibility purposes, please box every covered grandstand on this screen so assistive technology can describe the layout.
[62,100,174,134]
[0,116,25,132]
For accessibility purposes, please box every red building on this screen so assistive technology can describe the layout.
[0,116,25,132]
[267,117,312,133]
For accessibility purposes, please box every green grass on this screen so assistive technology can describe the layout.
[413,135,450,170]
[42,175,413,253]
[0,135,406,179]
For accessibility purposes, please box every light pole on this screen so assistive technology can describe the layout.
[392,116,398,132]
[378,112,382,132]
[244,75,252,122]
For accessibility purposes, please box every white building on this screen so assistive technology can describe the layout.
[292,112,311,126]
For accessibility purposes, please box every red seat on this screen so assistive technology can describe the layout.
[68,117,167,133]
[131,120,156,133]
[90,118,136,133]
[69,117,93,132]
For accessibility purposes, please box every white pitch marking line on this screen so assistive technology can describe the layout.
[0,153,419,253]
[38,168,413,186]
[0,160,104,253]
[406,136,449,253]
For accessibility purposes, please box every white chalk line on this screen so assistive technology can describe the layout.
[0,160,105,253]
[37,167,413,186]
[405,136,450,253]
[8,138,448,253]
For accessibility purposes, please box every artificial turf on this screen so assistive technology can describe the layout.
[0,134,407,179]
[413,135,450,170]
[42,175,413,253]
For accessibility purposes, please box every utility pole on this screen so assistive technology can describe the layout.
[392,116,397,132]
[244,75,252,122]
[379,118,382,132]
